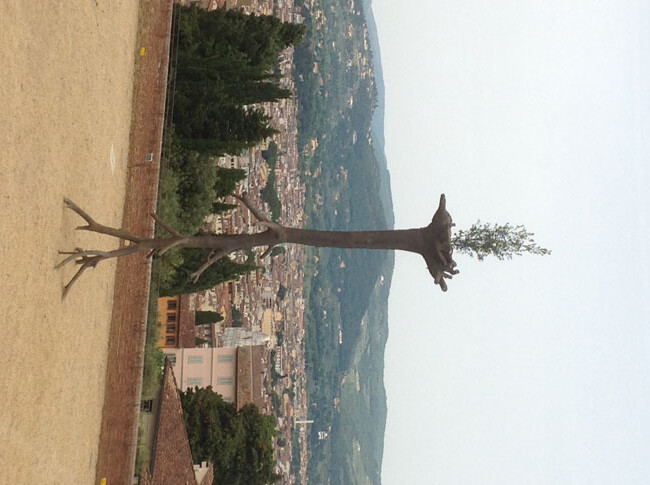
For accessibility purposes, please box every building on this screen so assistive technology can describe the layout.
[235,345,265,410]
[220,327,270,348]
[156,296,196,349]
[164,347,238,403]
[217,152,251,173]
[164,345,265,409]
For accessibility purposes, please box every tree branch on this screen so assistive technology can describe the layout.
[62,265,90,299]
[150,212,182,237]
[231,192,279,228]
[146,238,185,259]
[56,243,148,298]
[55,249,110,269]
[188,249,230,284]
[64,197,143,242]
[260,245,275,259]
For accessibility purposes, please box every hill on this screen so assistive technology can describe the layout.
[293,0,394,482]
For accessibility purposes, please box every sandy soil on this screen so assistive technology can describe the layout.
[0,2,140,483]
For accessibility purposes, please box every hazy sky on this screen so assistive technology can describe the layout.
[372,1,650,483]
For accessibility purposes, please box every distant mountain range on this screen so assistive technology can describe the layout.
[293,0,394,482]
[363,0,394,228]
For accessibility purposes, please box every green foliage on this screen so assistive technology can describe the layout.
[161,248,257,296]
[169,148,217,235]
[195,337,210,346]
[260,141,282,221]
[158,132,224,236]
[172,5,305,155]
[177,6,304,70]
[270,391,281,412]
[154,154,187,291]
[276,283,287,300]
[155,133,255,294]
[231,307,243,327]
[211,167,246,214]
[178,105,278,156]
[260,171,281,221]
[212,201,237,213]
[291,430,301,475]
[452,221,551,261]
[214,167,247,198]
[181,387,280,484]
[141,288,166,401]
[195,310,223,325]
[154,7,305,294]
[262,141,280,165]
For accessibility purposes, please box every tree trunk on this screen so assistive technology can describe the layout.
[58,194,458,296]
[280,228,424,253]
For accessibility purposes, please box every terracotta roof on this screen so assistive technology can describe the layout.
[236,345,265,410]
[178,294,196,348]
[149,361,198,485]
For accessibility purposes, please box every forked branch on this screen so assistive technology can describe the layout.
[58,198,153,298]
[63,198,143,242]
[260,245,276,259]
[55,249,110,269]
[231,192,280,231]
[151,212,182,238]
[188,249,230,284]
[56,244,145,298]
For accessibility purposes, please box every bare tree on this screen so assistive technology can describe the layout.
[57,192,552,297]
[56,193,458,297]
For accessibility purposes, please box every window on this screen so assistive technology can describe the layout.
[188,355,203,364]
[165,324,176,334]
[164,353,176,365]
[165,336,176,346]
[217,354,234,363]
[187,377,202,387]
[166,313,177,323]
[217,377,233,385]
[167,300,178,310]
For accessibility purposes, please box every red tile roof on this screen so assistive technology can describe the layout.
[178,294,196,349]
[236,345,265,410]
[149,361,198,485]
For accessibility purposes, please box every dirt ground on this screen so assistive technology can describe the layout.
[0,2,140,483]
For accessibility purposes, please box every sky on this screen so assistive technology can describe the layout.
[371,1,650,483]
